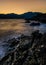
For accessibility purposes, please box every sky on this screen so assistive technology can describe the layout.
[0,0,46,14]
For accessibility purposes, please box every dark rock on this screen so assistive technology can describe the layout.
[25,20,30,23]
[30,22,40,26]
[0,30,46,65]
[7,38,19,47]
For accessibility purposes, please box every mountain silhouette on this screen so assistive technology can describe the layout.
[0,12,46,23]
[0,13,19,19]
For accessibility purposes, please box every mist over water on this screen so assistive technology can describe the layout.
[0,19,46,41]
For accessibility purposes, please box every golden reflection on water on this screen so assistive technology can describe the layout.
[0,19,46,38]
[0,19,25,30]
[0,19,34,37]
[0,19,32,35]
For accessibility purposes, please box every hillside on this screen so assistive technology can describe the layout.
[0,12,46,23]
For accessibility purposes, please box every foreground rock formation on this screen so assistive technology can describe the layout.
[0,30,46,65]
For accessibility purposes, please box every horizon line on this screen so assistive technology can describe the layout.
[0,11,46,15]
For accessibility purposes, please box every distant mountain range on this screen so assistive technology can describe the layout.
[0,12,46,23]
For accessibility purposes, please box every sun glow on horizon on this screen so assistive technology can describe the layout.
[0,0,46,14]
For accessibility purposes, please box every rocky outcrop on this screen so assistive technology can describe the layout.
[30,22,40,26]
[0,30,46,65]
[25,20,30,23]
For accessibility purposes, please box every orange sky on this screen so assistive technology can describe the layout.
[0,0,46,14]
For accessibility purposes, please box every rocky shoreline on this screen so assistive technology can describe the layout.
[0,30,46,65]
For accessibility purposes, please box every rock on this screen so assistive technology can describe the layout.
[7,38,19,47]
[0,31,46,65]
[30,22,40,26]
[25,20,30,23]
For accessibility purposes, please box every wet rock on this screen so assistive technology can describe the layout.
[25,20,30,23]
[0,30,46,65]
[30,22,40,26]
[7,38,19,47]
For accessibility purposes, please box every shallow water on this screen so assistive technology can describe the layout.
[0,19,46,59]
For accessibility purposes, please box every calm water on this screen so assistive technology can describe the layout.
[0,19,46,59]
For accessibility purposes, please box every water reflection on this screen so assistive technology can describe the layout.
[0,19,46,37]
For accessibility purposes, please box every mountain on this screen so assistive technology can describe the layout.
[0,13,19,19]
[0,12,46,23]
[19,12,37,19]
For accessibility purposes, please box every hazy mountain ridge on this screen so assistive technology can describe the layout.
[0,12,46,23]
